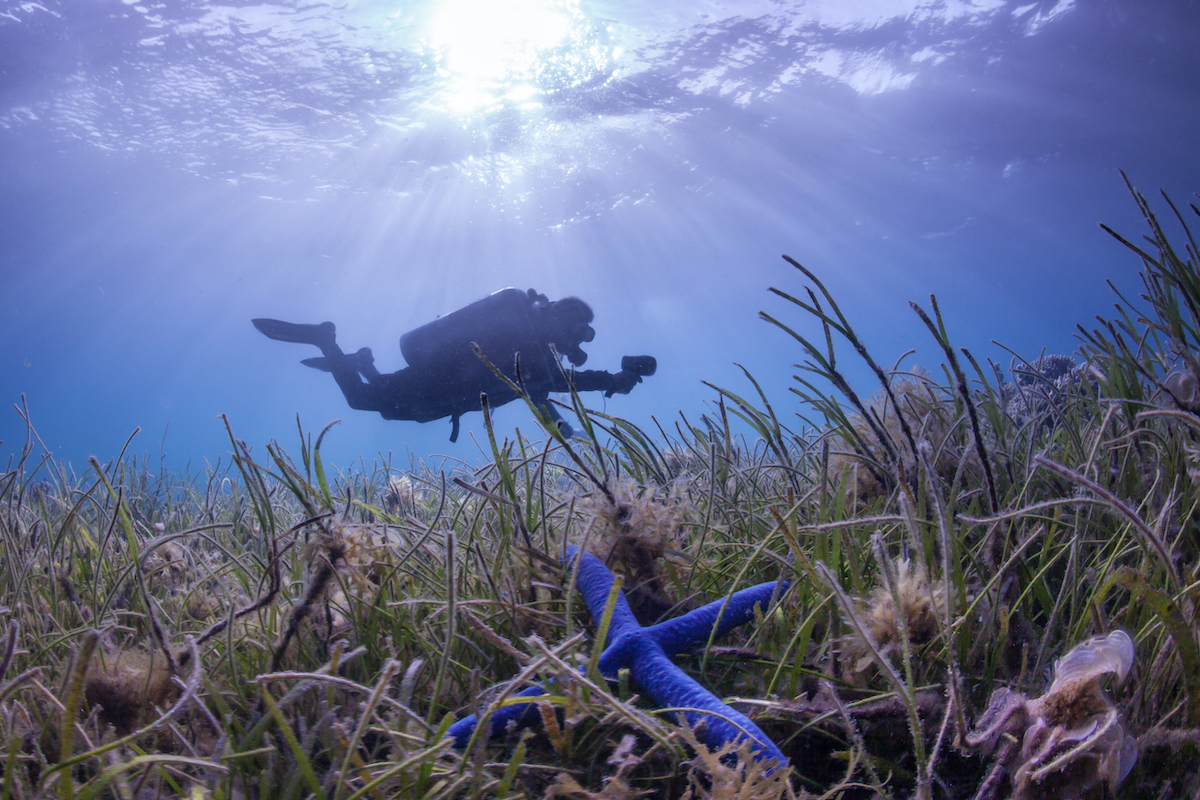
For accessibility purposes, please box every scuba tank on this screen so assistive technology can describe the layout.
[399,287,555,378]
[399,288,562,441]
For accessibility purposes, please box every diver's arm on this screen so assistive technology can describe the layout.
[565,356,657,397]
[563,370,618,394]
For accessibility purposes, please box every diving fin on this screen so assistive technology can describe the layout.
[252,319,336,348]
[301,347,379,378]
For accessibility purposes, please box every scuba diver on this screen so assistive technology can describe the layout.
[253,288,657,442]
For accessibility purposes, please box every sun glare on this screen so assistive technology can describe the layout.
[424,0,610,115]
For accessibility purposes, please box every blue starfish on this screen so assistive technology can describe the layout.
[447,546,788,769]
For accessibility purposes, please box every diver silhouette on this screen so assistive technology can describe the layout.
[253,288,656,442]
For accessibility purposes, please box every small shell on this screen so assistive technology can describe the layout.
[1112,734,1138,784]
[1012,631,1139,798]
[1050,630,1134,689]
[1165,370,1198,403]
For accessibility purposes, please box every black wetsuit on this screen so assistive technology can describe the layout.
[253,288,655,441]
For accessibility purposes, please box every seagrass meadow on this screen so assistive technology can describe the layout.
[2,180,1199,800]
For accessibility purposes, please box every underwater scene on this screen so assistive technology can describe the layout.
[2,0,1200,797]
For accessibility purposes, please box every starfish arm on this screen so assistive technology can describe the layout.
[630,640,787,768]
[564,546,640,639]
[596,629,640,676]
[446,684,549,749]
[647,581,788,656]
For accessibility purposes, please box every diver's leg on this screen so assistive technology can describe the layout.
[323,351,385,412]
[534,395,576,439]
[355,348,382,380]
[253,319,383,412]
[301,347,381,380]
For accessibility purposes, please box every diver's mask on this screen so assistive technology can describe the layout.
[563,323,594,366]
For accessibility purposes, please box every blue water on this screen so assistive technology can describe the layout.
[2,0,1198,473]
